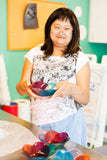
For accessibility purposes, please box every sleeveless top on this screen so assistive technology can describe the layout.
[25,45,89,125]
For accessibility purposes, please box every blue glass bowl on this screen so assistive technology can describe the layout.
[30,82,56,97]
[53,150,74,160]
[32,88,56,96]
[27,157,47,160]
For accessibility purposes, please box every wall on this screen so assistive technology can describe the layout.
[0,0,107,101]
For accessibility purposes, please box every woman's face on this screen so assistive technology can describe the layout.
[50,18,73,49]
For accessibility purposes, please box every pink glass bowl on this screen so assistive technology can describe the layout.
[29,81,56,96]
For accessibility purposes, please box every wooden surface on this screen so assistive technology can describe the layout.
[0,110,107,160]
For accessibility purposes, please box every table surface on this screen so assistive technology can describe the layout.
[0,110,107,160]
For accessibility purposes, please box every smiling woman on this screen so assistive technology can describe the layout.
[16,7,90,147]
[50,19,73,51]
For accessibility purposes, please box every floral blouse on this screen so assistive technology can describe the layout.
[25,45,89,125]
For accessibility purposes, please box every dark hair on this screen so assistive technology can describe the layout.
[41,7,80,58]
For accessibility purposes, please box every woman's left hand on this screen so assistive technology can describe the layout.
[52,81,73,98]
[51,62,90,105]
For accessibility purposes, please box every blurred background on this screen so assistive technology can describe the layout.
[0,0,107,150]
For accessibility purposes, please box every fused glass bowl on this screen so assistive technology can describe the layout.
[53,149,74,160]
[39,130,69,149]
[69,149,90,160]
[53,149,90,160]
[26,155,47,160]
[22,130,90,160]
[29,81,56,96]
[22,142,50,160]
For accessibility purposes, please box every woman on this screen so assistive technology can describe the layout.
[16,8,90,147]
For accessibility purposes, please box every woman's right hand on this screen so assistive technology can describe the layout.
[16,80,34,96]
[16,80,49,100]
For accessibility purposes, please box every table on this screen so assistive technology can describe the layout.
[0,110,107,160]
[93,146,107,156]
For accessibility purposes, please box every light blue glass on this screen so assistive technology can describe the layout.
[55,150,74,160]
[28,157,47,160]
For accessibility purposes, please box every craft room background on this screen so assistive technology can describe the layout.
[0,0,107,101]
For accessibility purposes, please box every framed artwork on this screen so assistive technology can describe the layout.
[7,0,66,50]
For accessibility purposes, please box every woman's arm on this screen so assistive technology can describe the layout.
[16,58,37,97]
[52,62,90,105]
[71,62,90,105]
[16,58,51,99]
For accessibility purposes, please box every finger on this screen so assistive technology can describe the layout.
[52,89,66,98]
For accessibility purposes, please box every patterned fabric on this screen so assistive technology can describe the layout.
[31,53,77,83]
[30,52,84,125]
[31,97,77,125]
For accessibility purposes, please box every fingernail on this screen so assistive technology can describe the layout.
[53,87,57,90]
